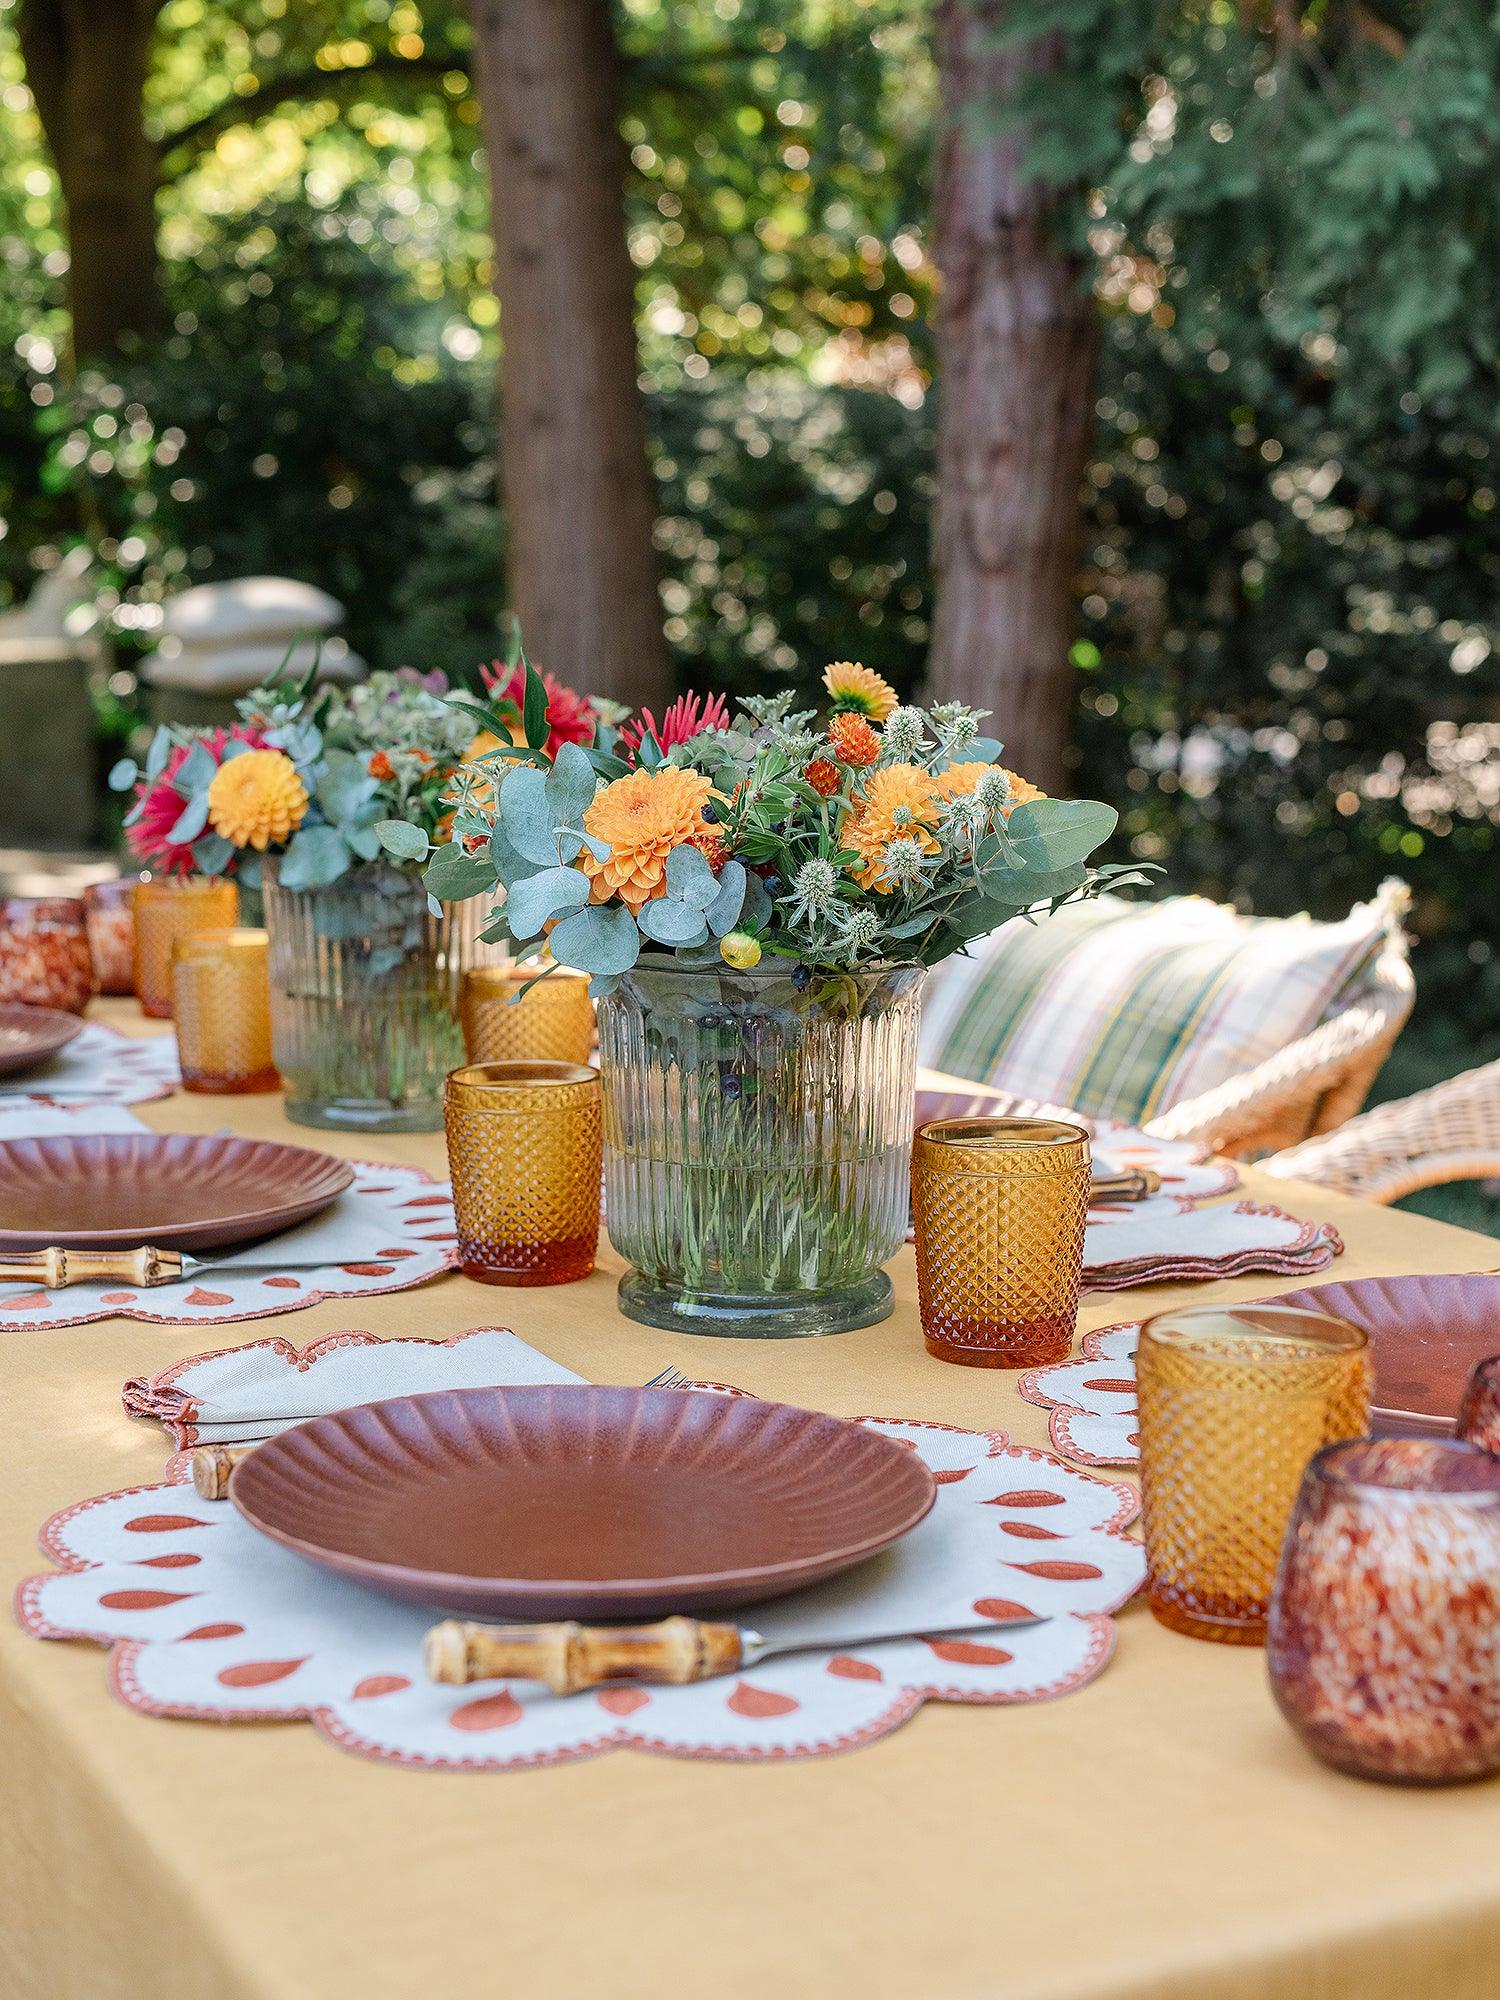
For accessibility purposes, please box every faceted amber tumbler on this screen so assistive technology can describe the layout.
[133,876,238,1019]
[1269,1438,1500,1783]
[1137,1303,1371,1645]
[460,966,595,1068]
[171,928,278,1094]
[444,1061,601,1286]
[911,1116,1090,1368]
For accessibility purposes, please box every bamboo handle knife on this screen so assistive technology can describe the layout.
[0,1247,184,1288]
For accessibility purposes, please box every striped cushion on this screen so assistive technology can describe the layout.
[919,890,1404,1127]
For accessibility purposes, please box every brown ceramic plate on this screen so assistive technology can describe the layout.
[1279,1274,1500,1436]
[0,1003,83,1078]
[0,1131,354,1252]
[230,1384,939,1619]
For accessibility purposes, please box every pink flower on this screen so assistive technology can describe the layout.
[126,726,266,874]
[617,691,731,764]
[479,661,596,758]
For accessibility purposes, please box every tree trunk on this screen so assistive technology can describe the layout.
[929,0,1097,796]
[470,0,670,711]
[17,0,162,363]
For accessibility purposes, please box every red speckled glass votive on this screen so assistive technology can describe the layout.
[1456,1355,1500,1454]
[1268,1438,1500,1784]
[0,897,95,1014]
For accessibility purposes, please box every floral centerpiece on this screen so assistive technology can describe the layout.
[379,658,1134,1335]
[110,662,564,1131]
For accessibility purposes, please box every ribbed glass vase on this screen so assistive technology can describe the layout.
[597,957,924,1337]
[262,858,497,1132]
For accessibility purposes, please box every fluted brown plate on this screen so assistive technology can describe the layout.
[0,1003,82,1077]
[229,1384,939,1618]
[1279,1274,1500,1435]
[0,1131,353,1252]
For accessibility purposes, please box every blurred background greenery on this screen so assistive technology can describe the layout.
[1,0,1496,1201]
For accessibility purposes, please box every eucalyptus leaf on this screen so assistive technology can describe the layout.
[1004,800,1118,874]
[424,844,498,903]
[588,973,621,999]
[108,757,138,792]
[504,864,590,939]
[638,898,711,946]
[663,843,719,909]
[704,858,748,937]
[545,740,597,829]
[219,738,254,763]
[498,765,559,868]
[167,791,210,845]
[373,820,430,862]
[739,871,773,932]
[966,737,1004,765]
[345,823,382,862]
[190,832,234,874]
[173,740,217,798]
[316,749,379,826]
[277,825,351,891]
[549,901,641,976]
[144,727,173,781]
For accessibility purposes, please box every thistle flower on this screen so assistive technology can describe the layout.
[878,706,927,760]
[878,834,932,890]
[835,906,881,951]
[934,761,1044,818]
[788,856,838,928]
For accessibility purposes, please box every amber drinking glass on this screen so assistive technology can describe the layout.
[444,1061,601,1285]
[0,897,95,1014]
[171,928,278,1094]
[1456,1356,1500,1454]
[83,879,138,997]
[1269,1438,1500,1783]
[910,1116,1090,1368]
[133,876,238,1019]
[460,966,595,1068]
[1137,1303,1371,1644]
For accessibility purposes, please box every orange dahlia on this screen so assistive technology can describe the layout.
[206,749,309,851]
[580,766,718,914]
[840,763,942,892]
[933,762,1047,816]
[823,661,898,722]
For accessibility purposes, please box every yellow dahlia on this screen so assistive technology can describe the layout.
[580,765,718,915]
[823,660,898,722]
[840,762,942,892]
[933,761,1047,817]
[206,749,308,851]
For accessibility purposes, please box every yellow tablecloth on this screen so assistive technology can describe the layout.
[3,1003,1499,2000]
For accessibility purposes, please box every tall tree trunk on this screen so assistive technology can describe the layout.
[17,0,162,363]
[930,0,1096,796]
[470,0,670,710]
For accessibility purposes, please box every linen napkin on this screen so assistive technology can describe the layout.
[0,1101,152,1140]
[1080,1198,1342,1290]
[124,1324,586,1447]
[0,1021,180,1106]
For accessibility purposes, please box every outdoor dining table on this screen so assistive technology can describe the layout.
[4,1001,1500,2000]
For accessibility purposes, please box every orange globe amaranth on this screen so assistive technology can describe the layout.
[827,713,880,769]
[805,757,841,797]
[580,766,720,914]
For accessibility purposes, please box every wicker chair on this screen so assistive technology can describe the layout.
[1261,1056,1500,1206]
[1140,929,1415,1159]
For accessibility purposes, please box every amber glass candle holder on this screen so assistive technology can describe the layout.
[1137,1302,1371,1645]
[911,1116,1090,1368]
[1456,1355,1500,1453]
[444,1061,601,1286]
[1269,1438,1500,1783]
[133,876,238,1019]
[83,879,139,996]
[460,966,595,1067]
[171,928,278,1094]
[0,896,95,1013]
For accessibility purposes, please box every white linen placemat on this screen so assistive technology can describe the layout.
[0,1021,180,1105]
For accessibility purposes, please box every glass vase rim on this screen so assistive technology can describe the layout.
[1306,1435,1500,1503]
[915,1114,1089,1153]
[448,1060,599,1093]
[1140,1300,1368,1360]
[626,950,925,981]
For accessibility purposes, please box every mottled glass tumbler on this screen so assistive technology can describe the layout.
[460,966,595,1068]
[0,896,94,1013]
[444,1061,601,1285]
[132,876,238,1019]
[911,1117,1090,1367]
[83,879,138,996]
[1456,1356,1500,1454]
[171,929,279,1093]
[1269,1438,1500,1783]
[1137,1303,1371,1644]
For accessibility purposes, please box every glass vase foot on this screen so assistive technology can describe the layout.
[284,1095,444,1134]
[617,1268,893,1339]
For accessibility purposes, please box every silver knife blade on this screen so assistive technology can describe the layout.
[739,1608,1041,1667]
